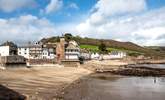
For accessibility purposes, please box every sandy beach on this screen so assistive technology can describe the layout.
[0,66,91,100]
[0,60,165,100]
[0,60,125,99]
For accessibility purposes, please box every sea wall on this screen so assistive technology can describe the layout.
[0,56,26,67]
[62,60,80,67]
[28,59,56,65]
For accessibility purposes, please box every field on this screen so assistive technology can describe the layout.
[80,44,143,56]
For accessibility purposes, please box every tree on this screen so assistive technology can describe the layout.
[56,36,60,42]
[64,33,73,42]
[98,41,107,53]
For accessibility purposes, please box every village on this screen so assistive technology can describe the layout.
[0,35,127,68]
[0,34,131,100]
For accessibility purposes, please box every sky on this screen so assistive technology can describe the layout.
[0,0,165,46]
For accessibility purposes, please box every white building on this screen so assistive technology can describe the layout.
[0,46,10,56]
[18,43,56,59]
[0,41,17,56]
[42,44,56,59]
[109,51,126,59]
[80,52,91,60]
[18,46,29,59]
[18,44,42,59]
[80,49,91,60]
[65,41,80,60]
[91,53,100,60]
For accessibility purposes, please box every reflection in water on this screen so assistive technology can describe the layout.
[154,77,156,83]
[64,73,165,100]
[136,64,165,69]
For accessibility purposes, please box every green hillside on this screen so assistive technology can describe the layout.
[80,44,143,57]
[40,34,165,58]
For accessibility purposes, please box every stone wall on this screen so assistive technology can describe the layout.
[0,55,26,67]
[62,60,80,67]
[0,56,26,64]
[28,59,56,65]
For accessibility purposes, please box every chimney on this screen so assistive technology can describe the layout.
[60,37,65,60]
[56,37,65,64]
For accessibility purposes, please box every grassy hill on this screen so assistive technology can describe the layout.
[80,44,143,57]
[147,46,165,53]
[40,35,165,58]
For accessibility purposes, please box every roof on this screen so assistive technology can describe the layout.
[66,43,79,50]
[43,43,57,48]
[18,44,42,48]
[1,41,17,47]
[69,41,78,46]
[80,49,89,53]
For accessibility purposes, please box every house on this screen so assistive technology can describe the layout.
[18,42,57,59]
[54,38,81,61]
[65,41,80,60]
[42,43,56,59]
[0,41,17,56]
[0,41,26,66]
[91,53,100,60]
[18,43,42,59]
[29,44,43,59]
[18,45,30,59]
[109,51,126,59]
[80,49,91,60]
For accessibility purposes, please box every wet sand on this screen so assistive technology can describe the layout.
[63,73,165,100]
[0,66,91,100]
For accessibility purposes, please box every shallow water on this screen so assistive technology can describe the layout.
[135,64,165,69]
[64,73,165,100]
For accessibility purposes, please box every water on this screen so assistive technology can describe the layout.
[64,73,165,100]
[135,64,165,69]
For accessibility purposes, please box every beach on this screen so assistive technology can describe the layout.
[0,66,91,100]
[0,60,165,100]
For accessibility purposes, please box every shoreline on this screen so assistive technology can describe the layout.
[82,60,165,76]
[0,60,165,99]
[60,72,165,100]
[58,61,165,99]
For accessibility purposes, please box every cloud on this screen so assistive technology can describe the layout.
[0,0,36,12]
[93,0,147,14]
[45,0,63,14]
[0,15,59,43]
[89,0,147,25]
[68,2,79,10]
[76,0,165,46]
